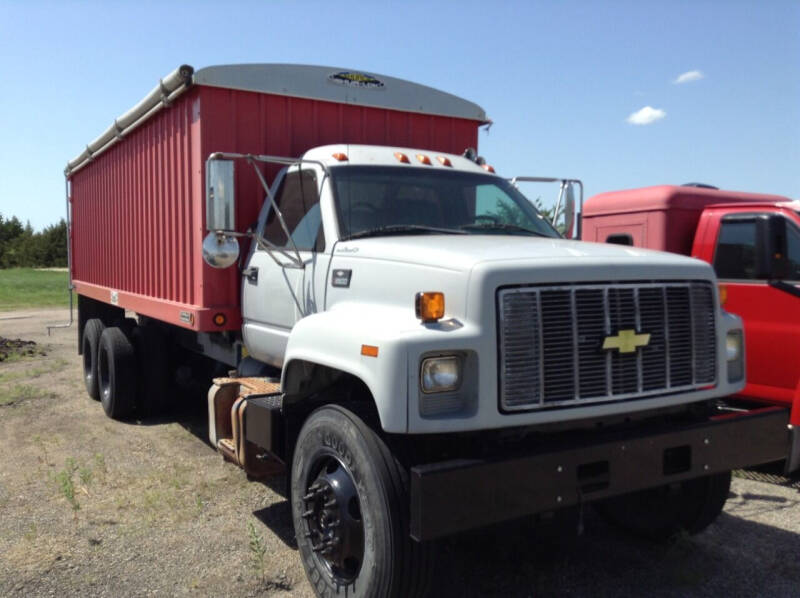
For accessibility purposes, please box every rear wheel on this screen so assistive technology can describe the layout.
[97,327,137,420]
[291,405,433,597]
[595,471,732,540]
[81,318,105,401]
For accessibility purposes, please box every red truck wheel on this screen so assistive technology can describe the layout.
[81,318,106,401]
[97,327,137,420]
[595,471,732,540]
[291,405,434,598]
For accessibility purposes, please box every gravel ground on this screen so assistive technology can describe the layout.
[1,308,798,597]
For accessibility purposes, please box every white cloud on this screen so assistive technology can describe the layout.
[626,106,666,125]
[673,70,705,84]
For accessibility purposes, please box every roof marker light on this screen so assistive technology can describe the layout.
[481,164,496,173]
[436,156,452,167]
[416,154,432,165]
[332,152,348,161]
[394,152,410,164]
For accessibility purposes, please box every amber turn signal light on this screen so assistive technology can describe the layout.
[361,344,379,358]
[415,292,445,323]
[718,284,728,306]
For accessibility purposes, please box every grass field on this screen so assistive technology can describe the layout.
[0,268,73,310]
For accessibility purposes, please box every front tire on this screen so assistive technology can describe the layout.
[291,405,433,597]
[595,471,732,540]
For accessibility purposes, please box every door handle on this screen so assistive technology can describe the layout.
[242,267,258,283]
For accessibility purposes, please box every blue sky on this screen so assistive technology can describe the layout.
[1,0,798,230]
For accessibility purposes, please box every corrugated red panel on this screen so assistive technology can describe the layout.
[70,85,481,331]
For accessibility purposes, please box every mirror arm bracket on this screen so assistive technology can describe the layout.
[245,156,304,269]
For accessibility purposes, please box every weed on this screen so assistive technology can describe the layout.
[23,523,37,542]
[79,466,93,487]
[93,453,107,483]
[54,462,79,511]
[247,520,268,582]
[33,435,51,467]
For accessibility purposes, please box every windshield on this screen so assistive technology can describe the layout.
[331,166,560,240]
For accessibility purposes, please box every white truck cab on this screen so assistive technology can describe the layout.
[235,144,745,435]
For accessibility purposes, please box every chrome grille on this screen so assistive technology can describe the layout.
[498,282,717,411]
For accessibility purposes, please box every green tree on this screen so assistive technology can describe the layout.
[0,214,67,268]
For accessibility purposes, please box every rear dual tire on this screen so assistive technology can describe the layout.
[97,327,137,420]
[82,318,106,401]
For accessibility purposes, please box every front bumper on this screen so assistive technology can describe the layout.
[409,406,793,541]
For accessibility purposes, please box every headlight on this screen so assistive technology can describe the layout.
[421,356,461,393]
[726,330,744,383]
[726,331,741,361]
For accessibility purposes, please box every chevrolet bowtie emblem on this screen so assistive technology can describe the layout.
[602,329,651,354]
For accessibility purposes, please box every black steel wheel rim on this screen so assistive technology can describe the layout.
[302,453,364,584]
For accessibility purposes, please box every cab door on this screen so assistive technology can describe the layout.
[712,213,800,404]
[241,166,329,368]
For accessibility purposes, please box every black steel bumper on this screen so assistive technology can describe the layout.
[409,406,793,541]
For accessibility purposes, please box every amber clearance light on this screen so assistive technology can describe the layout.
[718,284,728,306]
[415,292,445,323]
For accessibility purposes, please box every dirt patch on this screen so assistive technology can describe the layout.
[1,308,799,598]
[0,337,47,362]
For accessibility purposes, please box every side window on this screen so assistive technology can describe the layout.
[787,224,800,281]
[713,220,758,279]
[263,169,324,251]
[474,184,532,226]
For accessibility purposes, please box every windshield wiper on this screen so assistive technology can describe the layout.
[345,224,467,240]
[459,223,550,237]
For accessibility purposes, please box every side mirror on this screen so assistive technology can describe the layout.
[206,160,236,231]
[563,182,576,239]
[204,159,239,268]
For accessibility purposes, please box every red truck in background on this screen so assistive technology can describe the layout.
[581,184,800,472]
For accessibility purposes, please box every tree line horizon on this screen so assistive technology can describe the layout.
[0,213,68,269]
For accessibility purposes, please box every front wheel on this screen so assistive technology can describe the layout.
[595,471,732,540]
[291,405,433,597]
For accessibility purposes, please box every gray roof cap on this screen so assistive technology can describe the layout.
[193,63,488,123]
